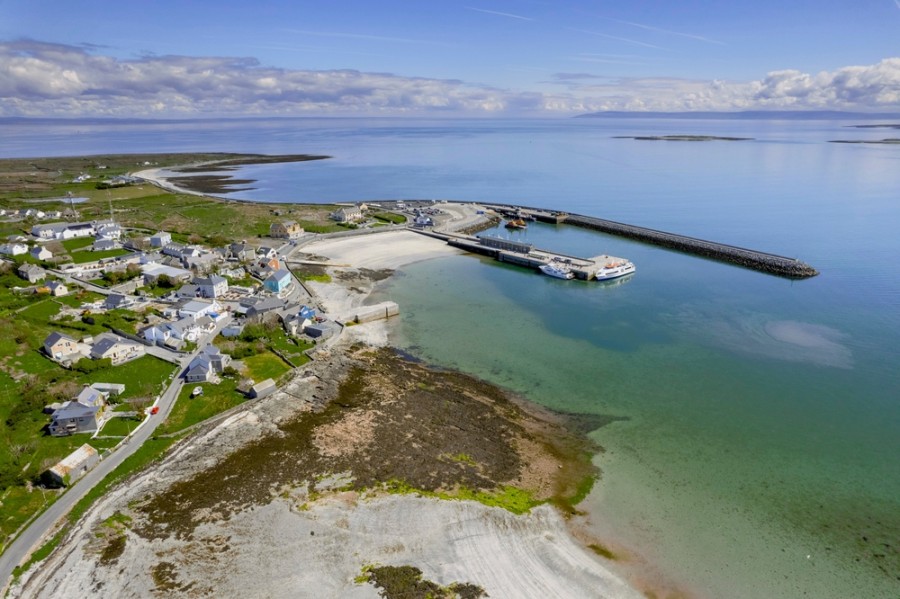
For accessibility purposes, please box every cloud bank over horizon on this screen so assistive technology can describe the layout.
[1,40,898,117]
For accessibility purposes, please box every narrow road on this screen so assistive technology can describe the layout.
[0,315,232,593]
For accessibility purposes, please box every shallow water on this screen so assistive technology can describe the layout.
[4,116,899,597]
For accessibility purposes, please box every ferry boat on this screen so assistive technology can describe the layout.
[504,218,527,230]
[594,259,636,281]
[539,261,575,279]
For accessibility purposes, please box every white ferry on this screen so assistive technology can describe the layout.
[594,259,636,281]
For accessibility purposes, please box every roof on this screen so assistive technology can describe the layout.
[53,401,98,420]
[91,333,124,356]
[76,387,104,406]
[141,261,191,279]
[45,331,77,347]
[185,362,210,378]
[90,382,125,393]
[251,378,277,397]
[194,275,227,286]
[266,268,291,282]
[180,299,215,313]
[50,444,98,475]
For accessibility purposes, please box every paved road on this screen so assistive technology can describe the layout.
[0,314,231,594]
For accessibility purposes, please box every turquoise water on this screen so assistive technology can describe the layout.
[4,117,898,597]
[377,224,899,598]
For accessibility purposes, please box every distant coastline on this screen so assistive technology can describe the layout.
[828,138,900,144]
[612,135,753,142]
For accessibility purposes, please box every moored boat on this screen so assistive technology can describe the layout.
[594,259,636,281]
[505,218,527,229]
[539,261,575,279]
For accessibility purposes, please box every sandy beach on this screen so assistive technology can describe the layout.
[11,228,646,599]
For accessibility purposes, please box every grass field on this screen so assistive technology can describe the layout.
[70,248,130,264]
[61,238,94,252]
[99,415,142,437]
[157,379,244,436]
[242,351,292,382]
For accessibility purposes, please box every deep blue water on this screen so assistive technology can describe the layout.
[3,117,898,598]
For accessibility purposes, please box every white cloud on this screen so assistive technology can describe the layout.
[0,41,898,117]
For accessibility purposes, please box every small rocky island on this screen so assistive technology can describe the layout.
[828,138,900,145]
[613,135,753,141]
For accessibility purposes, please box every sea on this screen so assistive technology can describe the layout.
[2,116,898,598]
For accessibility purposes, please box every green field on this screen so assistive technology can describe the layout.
[61,238,94,252]
[98,415,142,437]
[157,379,244,436]
[70,248,130,264]
[242,351,292,382]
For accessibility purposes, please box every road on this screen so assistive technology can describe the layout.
[0,314,231,594]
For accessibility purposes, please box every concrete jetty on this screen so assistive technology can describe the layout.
[444,234,628,280]
[482,205,818,279]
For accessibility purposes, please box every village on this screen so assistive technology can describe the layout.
[0,196,413,547]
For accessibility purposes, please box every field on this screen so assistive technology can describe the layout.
[242,351,292,382]
[156,379,244,436]
[0,153,350,246]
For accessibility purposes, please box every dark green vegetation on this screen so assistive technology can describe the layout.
[358,564,486,599]
[372,212,408,225]
[613,135,754,141]
[133,348,598,541]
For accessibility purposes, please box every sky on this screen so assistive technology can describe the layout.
[0,0,898,117]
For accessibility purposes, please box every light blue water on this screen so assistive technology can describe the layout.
[3,117,898,597]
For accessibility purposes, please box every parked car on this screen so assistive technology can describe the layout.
[150,406,159,415]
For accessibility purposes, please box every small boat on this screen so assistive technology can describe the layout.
[505,218,527,230]
[540,261,575,279]
[595,260,636,281]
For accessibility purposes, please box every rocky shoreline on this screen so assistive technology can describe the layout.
[10,234,645,598]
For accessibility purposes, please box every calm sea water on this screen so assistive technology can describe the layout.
[3,117,898,598]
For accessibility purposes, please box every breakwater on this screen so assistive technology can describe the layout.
[485,204,818,279]
[563,214,818,279]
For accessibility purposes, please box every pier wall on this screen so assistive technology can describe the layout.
[563,215,818,279]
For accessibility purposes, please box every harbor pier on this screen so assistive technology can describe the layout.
[480,204,818,279]
[444,234,626,280]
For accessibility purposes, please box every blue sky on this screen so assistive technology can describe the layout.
[1,0,898,116]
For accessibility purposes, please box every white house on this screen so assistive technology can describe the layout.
[330,206,364,223]
[150,231,172,247]
[96,223,122,240]
[194,275,228,299]
[47,281,69,296]
[30,245,53,261]
[89,333,145,365]
[177,298,221,320]
[184,345,232,383]
[43,331,81,361]
[0,243,28,256]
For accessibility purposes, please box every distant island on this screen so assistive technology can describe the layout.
[613,135,753,142]
[828,138,900,144]
[846,123,900,129]
[577,110,900,120]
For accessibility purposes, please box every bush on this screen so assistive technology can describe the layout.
[72,357,112,373]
